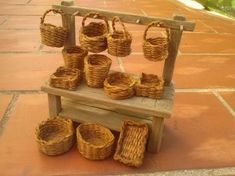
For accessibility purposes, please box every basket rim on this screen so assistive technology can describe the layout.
[50,67,80,81]
[107,31,132,41]
[85,54,112,67]
[62,46,88,56]
[136,73,164,88]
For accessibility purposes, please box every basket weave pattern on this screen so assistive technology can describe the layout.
[114,120,149,167]
[107,16,132,57]
[62,46,88,70]
[104,72,136,100]
[76,123,114,160]
[79,12,109,53]
[35,117,74,156]
[50,66,81,90]
[135,73,164,99]
[40,9,68,47]
[84,54,112,88]
[143,21,170,61]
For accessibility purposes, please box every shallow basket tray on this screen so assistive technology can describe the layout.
[135,73,164,99]
[114,120,149,167]
[50,66,81,90]
[76,123,115,160]
[35,117,74,156]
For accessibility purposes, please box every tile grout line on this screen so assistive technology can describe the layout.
[212,90,235,117]
[117,57,126,72]
[0,93,19,136]
[140,9,148,16]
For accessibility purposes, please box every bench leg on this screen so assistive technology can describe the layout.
[147,117,164,153]
[48,94,62,118]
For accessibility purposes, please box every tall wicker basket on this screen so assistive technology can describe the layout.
[107,16,132,57]
[79,12,109,53]
[143,21,170,61]
[40,9,68,47]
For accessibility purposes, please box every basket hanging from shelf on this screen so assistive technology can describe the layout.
[143,21,170,61]
[40,9,68,47]
[107,16,132,57]
[79,12,109,53]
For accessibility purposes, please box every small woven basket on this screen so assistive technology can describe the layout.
[50,66,81,90]
[84,54,112,88]
[40,9,68,47]
[114,120,149,167]
[76,123,115,160]
[107,16,132,57]
[135,73,164,99]
[143,21,170,61]
[79,12,109,53]
[35,117,74,156]
[62,46,88,70]
[104,72,136,100]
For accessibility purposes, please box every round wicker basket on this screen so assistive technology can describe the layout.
[76,123,114,160]
[35,117,74,156]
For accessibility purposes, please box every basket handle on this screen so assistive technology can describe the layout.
[82,12,109,32]
[143,21,170,42]
[112,16,128,39]
[40,9,65,25]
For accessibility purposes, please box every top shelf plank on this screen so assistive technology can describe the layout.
[53,4,195,31]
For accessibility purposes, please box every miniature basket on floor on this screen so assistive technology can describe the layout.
[79,12,109,53]
[104,72,136,100]
[35,117,74,156]
[50,66,81,90]
[135,73,164,99]
[62,46,88,70]
[107,16,132,57]
[114,120,149,167]
[84,54,112,88]
[40,9,68,47]
[76,123,115,160]
[143,21,170,61]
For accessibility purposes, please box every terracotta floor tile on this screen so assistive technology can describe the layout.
[0,30,40,52]
[0,94,12,119]
[220,92,235,111]
[0,16,7,25]
[0,0,28,5]
[0,5,50,15]
[193,20,217,33]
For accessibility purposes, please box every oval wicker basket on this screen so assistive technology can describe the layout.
[35,117,74,156]
[84,54,112,88]
[62,46,88,70]
[107,16,132,57]
[143,21,170,61]
[79,12,109,53]
[135,73,164,99]
[40,9,68,47]
[104,72,136,100]
[76,123,115,160]
[50,66,81,90]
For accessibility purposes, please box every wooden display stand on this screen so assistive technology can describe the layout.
[41,0,195,153]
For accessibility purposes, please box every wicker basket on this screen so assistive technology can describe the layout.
[35,117,74,156]
[76,123,115,160]
[50,66,81,90]
[104,72,136,100]
[114,120,149,167]
[107,16,132,57]
[84,54,112,88]
[40,9,68,47]
[79,12,109,53]
[143,21,170,61]
[62,46,88,70]
[135,73,164,99]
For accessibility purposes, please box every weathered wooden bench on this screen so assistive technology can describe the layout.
[41,0,195,153]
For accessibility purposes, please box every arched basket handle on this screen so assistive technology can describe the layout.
[112,16,128,39]
[40,9,65,25]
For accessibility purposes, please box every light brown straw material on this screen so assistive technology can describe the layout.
[84,54,112,88]
[114,120,149,167]
[62,46,88,70]
[104,72,136,100]
[40,9,68,47]
[107,16,132,57]
[50,66,81,90]
[35,117,74,156]
[76,123,115,160]
[79,12,109,53]
[135,73,164,99]
[143,21,170,61]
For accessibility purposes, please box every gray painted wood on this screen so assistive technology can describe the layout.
[48,94,61,118]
